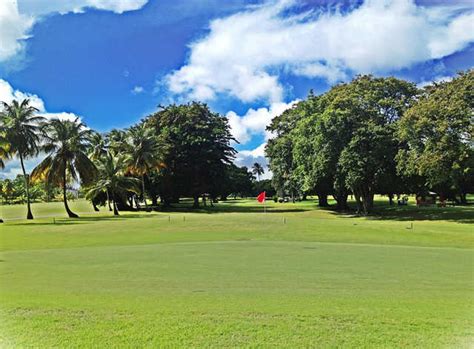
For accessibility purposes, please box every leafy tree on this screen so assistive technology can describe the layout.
[397,70,474,203]
[86,154,140,215]
[215,164,254,200]
[0,99,44,219]
[251,162,265,181]
[290,76,417,213]
[147,102,235,208]
[266,101,305,202]
[31,119,97,218]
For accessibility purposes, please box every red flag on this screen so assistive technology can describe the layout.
[257,191,266,203]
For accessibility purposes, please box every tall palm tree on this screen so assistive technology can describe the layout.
[252,162,265,181]
[88,131,108,161]
[86,153,140,216]
[107,129,128,156]
[0,99,44,219]
[31,119,97,218]
[125,123,162,209]
[0,132,10,223]
[87,132,112,211]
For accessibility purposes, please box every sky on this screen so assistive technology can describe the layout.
[0,0,473,179]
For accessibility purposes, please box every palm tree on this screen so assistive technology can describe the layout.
[86,153,140,216]
[107,129,128,156]
[31,119,97,218]
[252,162,265,181]
[124,123,162,209]
[0,132,10,223]
[88,131,108,161]
[0,99,44,219]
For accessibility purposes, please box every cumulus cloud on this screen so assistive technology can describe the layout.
[167,0,474,104]
[18,0,149,16]
[226,100,298,144]
[0,0,34,62]
[235,143,272,180]
[0,0,149,63]
[0,79,82,122]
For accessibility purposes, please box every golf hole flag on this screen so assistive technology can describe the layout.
[257,191,266,203]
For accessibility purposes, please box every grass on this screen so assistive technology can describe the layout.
[0,199,473,347]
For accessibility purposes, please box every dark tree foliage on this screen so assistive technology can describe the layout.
[397,70,474,203]
[146,102,236,207]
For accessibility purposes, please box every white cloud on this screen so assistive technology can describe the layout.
[167,0,474,104]
[131,86,144,94]
[226,100,298,144]
[18,0,149,16]
[235,143,272,180]
[0,79,82,122]
[0,0,149,63]
[417,74,454,88]
[0,78,44,110]
[0,0,34,62]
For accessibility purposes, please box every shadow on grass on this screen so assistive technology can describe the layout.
[156,204,308,214]
[324,203,474,224]
[11,214,160,226]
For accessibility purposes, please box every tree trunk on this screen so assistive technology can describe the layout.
[92,202,99,212]
[459,192,467,205]
[106,189,112,211]
[142,174,148,210]
[334,193,348,210]
[359,186,374,215]
[151,195,158,206]
[63,165,78,218]
[353,189,363,213]
[317,193,329,207]
[19,153,33,220]
[388,193,394,206]
[193,195,199,208]
[111,193,119,216]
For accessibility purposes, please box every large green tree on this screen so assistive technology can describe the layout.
[147,102,235,208]
[31,119,97,218]
[266,101,305,202]
[0,99,44,219]
[397,70,474,203]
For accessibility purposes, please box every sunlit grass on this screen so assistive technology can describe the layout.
[1,199,473,347]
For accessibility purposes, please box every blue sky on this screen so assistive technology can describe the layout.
[0,0,473,178]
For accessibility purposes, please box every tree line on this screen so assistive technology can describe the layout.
[0,102,266,221]
[266,71,473,214]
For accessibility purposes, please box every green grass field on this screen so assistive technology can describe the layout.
[1,199,473,347]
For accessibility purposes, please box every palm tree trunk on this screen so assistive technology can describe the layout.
[19,152,33,220]
[63,165,78,218]
[142,174,148,210]
[111,193,119,216]
[106,189,112,211]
